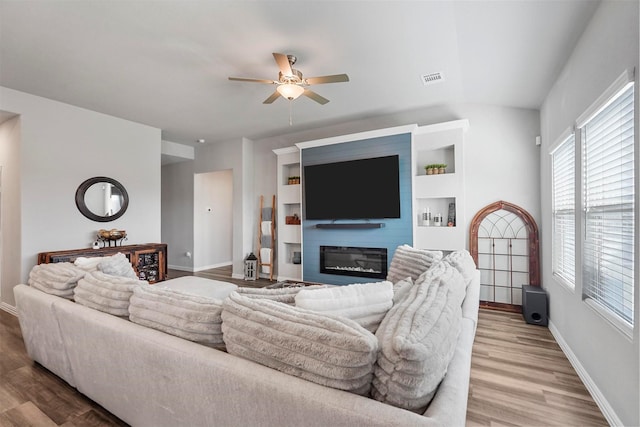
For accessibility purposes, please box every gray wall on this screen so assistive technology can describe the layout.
[163,137,255,279]
[0,86,162,308]
[540,1,639,426]
[161,159,195,270]
[0,115,21,312]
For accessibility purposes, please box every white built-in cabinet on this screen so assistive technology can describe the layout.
[273,146,302,281]
[273,119,468,279]
[412,119,469,251]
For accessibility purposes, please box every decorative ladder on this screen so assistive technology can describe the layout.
[257,195,276,281]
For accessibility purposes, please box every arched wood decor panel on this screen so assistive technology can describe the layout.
[469,201,540,312]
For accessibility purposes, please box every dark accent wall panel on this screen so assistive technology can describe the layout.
[301,133,412,285]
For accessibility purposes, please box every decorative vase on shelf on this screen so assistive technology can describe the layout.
[439,167,446,174]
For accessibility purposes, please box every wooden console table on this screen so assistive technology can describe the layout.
[37,243,167,284]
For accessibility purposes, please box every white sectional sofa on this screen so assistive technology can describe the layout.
[13,253,480,427]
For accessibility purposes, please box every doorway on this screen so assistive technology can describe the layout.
[193,170,233,271]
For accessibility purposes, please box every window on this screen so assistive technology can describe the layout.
[551,134,576,288]
[580,81,634,327]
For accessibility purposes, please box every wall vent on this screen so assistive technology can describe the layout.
[421,72,444,85]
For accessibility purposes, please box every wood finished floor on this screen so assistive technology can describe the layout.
[0,267,608,426]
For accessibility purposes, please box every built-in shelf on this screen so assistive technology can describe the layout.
[315,223,385,229]
[412,119,468,251]
[273,146,302,281]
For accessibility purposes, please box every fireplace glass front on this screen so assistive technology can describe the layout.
[319,246,388,279]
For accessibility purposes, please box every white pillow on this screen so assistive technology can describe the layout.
[98,252,138,280]
[73,256,104,272]
[237,285,325,304]
[295,281,393,333]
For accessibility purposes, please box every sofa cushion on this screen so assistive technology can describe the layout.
[386,245,443,284]
[74,270,144,316]
[98,252,138,280]
[160,276,238,299]
[237,285,324,304]
[295,281,393,333]
[129,284,232,348]
[372,261,465,412]
[28,262,87,299]
[221,291,378,395]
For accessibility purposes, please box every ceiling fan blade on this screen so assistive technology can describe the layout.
[303,89,329,105]
[228,77,276,84]
[273,52,293,77]
[263,91,281,104]
[305,74,349,85]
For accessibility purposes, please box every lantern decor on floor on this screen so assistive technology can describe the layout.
[244,252,258,281]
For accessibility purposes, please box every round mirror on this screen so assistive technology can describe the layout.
[75,177,129,222]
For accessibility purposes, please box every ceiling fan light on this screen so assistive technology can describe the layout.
[277,84,304,100]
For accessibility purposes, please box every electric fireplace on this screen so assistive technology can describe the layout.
[319,246,387,279]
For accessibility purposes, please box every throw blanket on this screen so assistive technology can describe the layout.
[386,245,443,284]
[372,261,464,412]
[442,249,477,287]
[222,291,378,395]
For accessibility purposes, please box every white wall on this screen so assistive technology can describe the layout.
[193,170,233,270]
[0,86,162,307]
[0,115,21,311]
[540,1,639,426]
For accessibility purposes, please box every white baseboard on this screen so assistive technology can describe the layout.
[193,262,232,272]
[0,302,17,316]
[168,265,194,272]
[231,273,244,280]
[548,320,622,427]
[168,261,232,273]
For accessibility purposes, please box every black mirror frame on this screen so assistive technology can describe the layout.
[75,176,129,222]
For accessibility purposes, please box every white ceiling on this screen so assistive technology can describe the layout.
[0,1,600,147]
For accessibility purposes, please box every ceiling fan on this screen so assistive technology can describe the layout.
[228,52,349,105]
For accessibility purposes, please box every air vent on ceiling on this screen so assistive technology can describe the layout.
[421,72,444,86]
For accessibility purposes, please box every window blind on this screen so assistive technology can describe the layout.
[582,83,634,325]
[552,134,575,287]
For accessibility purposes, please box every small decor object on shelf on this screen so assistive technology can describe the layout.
[292,251,301,264]
[447,202,456,227]
[287,176,300,185]
[97,229,127,247]
[424,164,447,175]
[244,252,258,280]
[285,213,301,224]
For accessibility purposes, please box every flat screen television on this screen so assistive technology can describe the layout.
[303,155,401,220]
